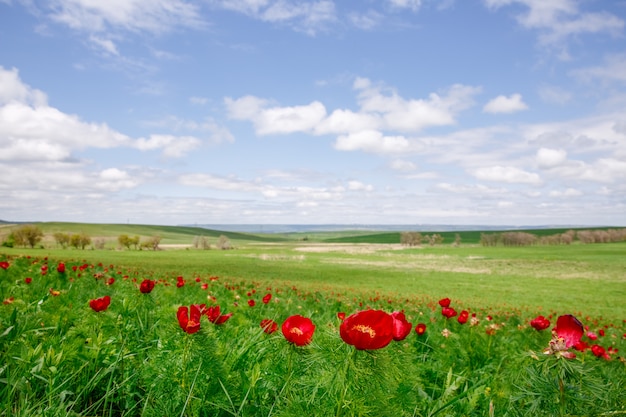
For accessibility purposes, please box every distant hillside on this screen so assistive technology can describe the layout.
[0,222,288,245]
[323,227,623,245]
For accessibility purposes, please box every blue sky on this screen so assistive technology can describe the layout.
[1,0,625,226]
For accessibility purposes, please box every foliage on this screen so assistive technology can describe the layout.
[10,225,44,248]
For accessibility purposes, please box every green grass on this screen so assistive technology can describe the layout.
[2,239,625,321]
[1,230,625,416]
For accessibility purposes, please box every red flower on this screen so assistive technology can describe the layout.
[0,261,9,270]
[262,293,272,304]
[438,297,451,308]
[457,310,469,324]
[177,305,202,334]
[554,314,584,348]
[441,307,457,319]
[248,299,256,307]
[543,314,584,359]
[281,315,315,346]
[340,310,394,350]
[139,279,155,294]
[260,319,278,334]
[204,305,232,325]
[57,263,66,274]
[415,323,427,336]
[337,312,346,321]
[3,297,14,305]
[591,344,609,359]
[89,296,111,312]
[530,315,550,331]
[25,277,32,284]
[390,311,412,341]
[586,331,598,340]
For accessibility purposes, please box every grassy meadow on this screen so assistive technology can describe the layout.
[1,223,625,416]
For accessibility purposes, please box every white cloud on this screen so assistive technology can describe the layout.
[537,85,572,104]
[347,180,374,192]
[134,135,201,157]
[436,182,507,195]
[483,94,528,114]
[390,159,417,172]
[210,0,336,35]
[355,78,481,131]
[536,147,567,169]
[549,188,583,198]
[472,165,542,184]
[334,130,410,154]
[89,35,119,56]
[571,54,626,85]
[314,109,380,135]
[387,0,421,12]
[0,67,47,106]
[48,0,205,34]
[348,10,383,30]
[483,0,624,47]
[226,97,327,135]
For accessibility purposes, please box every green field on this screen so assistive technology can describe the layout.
[1,223,625,416]
[1,222,625,320]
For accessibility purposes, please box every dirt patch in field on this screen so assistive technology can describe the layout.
[294,243,407,254]
[322,257,492,275]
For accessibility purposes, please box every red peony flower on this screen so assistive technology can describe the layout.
[25,277,32,284]
[438,297,451,308]
[204,305,232,325]
[530,315,550,331]
[591,344,609,359]
[458,310,469,324]
[441,306,457,319]
[340,310,394,350]
[586,331,598,340]
[260,318,278,334]
[281,315,315,346]
[337,312,346,321]
[262,293,272,304]
[415,323,427,336]
[139,279,155,294]
[248,299,256,307]
[89,296,111,312]
[177,304,202,334]
[0,261,9,270]
[543,314,584,359]
[390,311,412,341]
[554,314,584,348]
[57,263,66,274]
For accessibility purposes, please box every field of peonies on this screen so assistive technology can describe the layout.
[1,254,625,416]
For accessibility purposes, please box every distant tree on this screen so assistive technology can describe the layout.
[93,238,106,250]
[13,225,44,248]
[141,235,161,251]
[193,236,211,249]
[70,232,91,249]
[118,234,139,250]
[216,235,232,250]
[53,232,71,249]
[452,233,461,247]
[400,232,422,246]
[426,234,444,246]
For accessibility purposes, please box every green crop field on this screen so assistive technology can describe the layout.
[1,223,625,416]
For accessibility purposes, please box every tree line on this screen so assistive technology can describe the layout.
[479,228,626,247]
